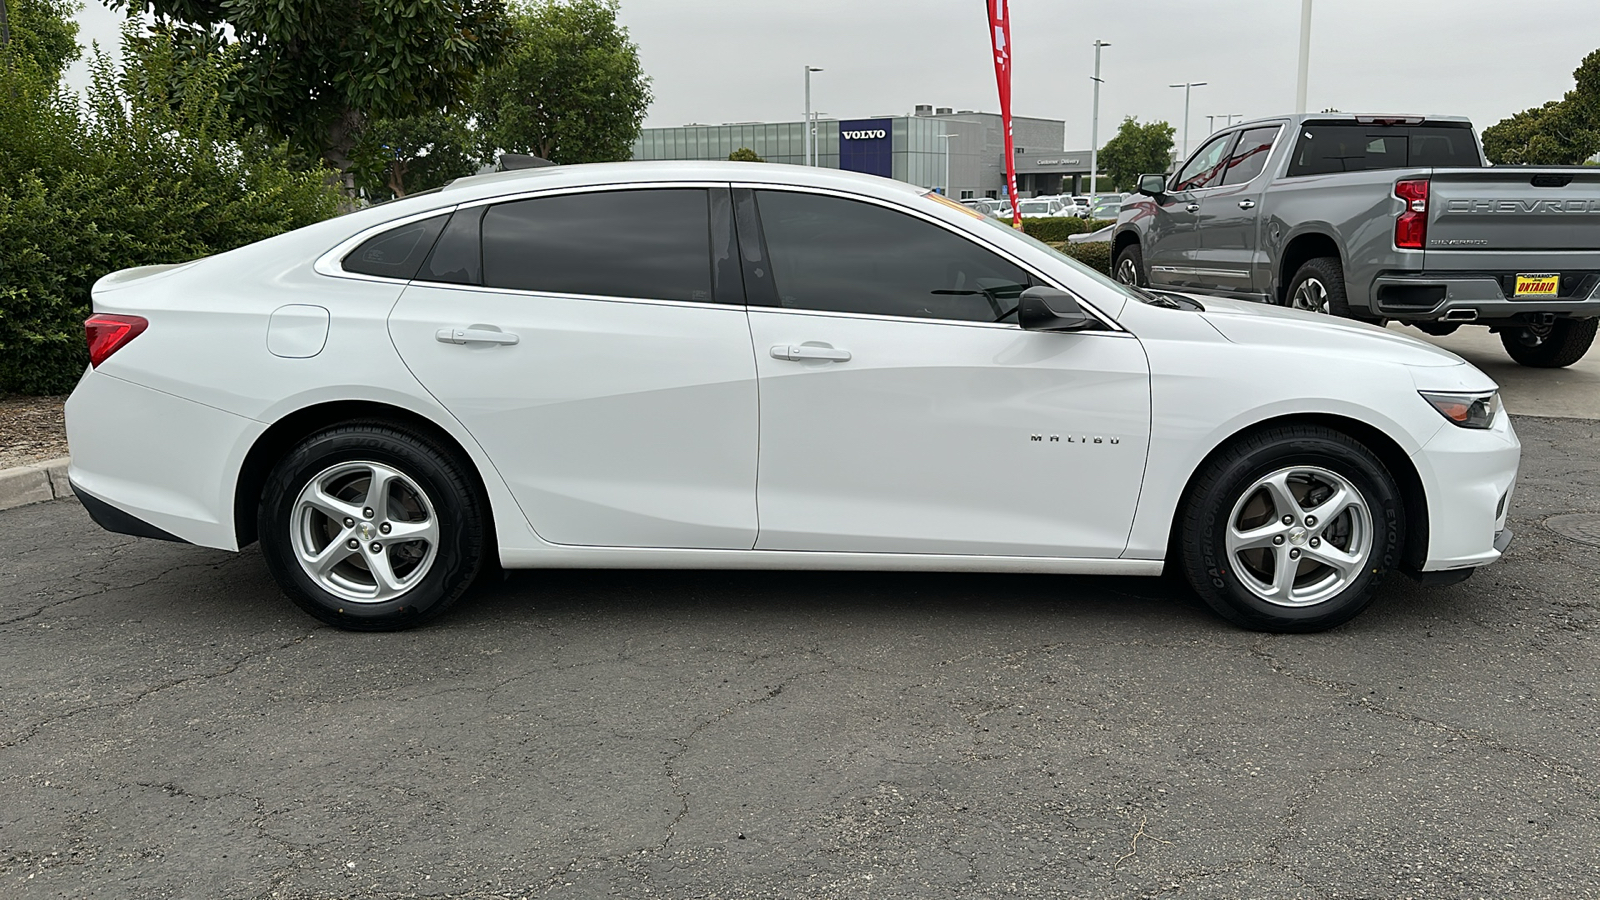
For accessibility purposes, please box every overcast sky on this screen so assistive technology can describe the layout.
[67,0,1597,157]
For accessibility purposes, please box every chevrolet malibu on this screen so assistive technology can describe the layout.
[65,162,1519,632]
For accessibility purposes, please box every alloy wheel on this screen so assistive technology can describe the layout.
[290,460,440,603]
[1116,257,1140,285]
[1291,277,1330,314]
[1223,465,1373,607]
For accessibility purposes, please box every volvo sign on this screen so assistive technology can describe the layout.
[838,118,893,178]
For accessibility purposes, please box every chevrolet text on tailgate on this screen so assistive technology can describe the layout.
[1112,113,1600,368]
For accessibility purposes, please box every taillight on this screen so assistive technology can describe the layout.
[84,314,148,367]
[1395,179,1429,250]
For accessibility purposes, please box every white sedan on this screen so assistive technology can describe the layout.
[66,162,1519,632]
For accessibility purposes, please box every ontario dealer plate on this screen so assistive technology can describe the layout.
[1514,273,1560,297]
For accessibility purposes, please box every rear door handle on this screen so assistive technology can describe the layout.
[770,344,851,362]
[435,327,519,346]
[1238,199,1256,209]
[1185,203,1200,213]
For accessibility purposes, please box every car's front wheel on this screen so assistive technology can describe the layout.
[1500,317,1598,368]
[1177,426,1404,633]
[258,422,487,630]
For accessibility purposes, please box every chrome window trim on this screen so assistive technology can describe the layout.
[730,181,1126,333]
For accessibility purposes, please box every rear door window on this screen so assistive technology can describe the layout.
[481,189,716,303]
[1220,126,1282,185]
[1286,123,1480,176]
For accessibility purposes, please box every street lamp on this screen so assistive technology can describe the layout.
[1088,40,1110,199]
[1168,81,1207,160]
[938,133,960,197]
[1205,114,1216,135]
[1296,0,1313,114]
[804,65,823,165]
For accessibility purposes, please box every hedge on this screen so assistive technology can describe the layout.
[1018,217,1116,243]
[1053,240,1113,276]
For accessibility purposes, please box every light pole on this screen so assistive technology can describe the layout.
[1168,81,1207,160]
[1088,39,1110,199]
[1205,114,1216,135]
[938,133,960,197]
[804,65,823,165]
[1296,0,1313,114]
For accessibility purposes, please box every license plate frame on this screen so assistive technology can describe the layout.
[1514,273,1560,297]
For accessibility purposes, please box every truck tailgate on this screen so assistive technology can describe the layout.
[1429,168,1600,251]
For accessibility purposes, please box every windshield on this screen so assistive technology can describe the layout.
[974,215,1195,309]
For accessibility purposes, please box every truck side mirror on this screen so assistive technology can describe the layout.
[1017,287,1093,333]
[1137,174,1169,197]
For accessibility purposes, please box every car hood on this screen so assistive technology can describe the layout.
[1193,295,1465,368]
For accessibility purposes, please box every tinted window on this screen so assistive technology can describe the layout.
[418,206,484,285]
[342,214,448,279]
[754,191,1032,323]
[481,189,713,302]
[1221,126,1281,185]
[1286,123,1480,176]
[1172,134,1235,192]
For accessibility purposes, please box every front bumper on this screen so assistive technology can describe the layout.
[1409,409,1521,571]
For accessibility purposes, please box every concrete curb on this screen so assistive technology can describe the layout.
[0,457,72,512]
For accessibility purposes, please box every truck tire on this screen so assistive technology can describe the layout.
[1285,257,1354,318]
[1500,317,1599,368]
[1115,243,1147,287]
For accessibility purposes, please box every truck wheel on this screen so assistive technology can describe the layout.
[1500,318,1598,368]
[1115,244,1147,287]
[1285,257,1353,318]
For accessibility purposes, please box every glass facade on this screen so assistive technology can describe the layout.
[630,117,955,189]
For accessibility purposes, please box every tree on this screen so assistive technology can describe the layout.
[1096,117,1175,192]
[110,0,508,188]
[1483,48,1600,165]
[4,0,80,78]
[354,111,481,200]
[728,147,764,162]
[474,0,650,164]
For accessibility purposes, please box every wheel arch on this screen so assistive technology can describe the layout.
[1112,227,1141,259]
[233,400,493,548]
[1276,231,1343,304]
[1165,412,1429,572]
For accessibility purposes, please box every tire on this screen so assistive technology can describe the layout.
[1500,317,1598,368]
[1115,243,1147,287]
[258,422,487,631]
[1177,425,1404,633]
[1284,257,1354,318]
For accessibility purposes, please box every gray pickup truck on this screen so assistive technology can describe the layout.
[1111,113,1600,367]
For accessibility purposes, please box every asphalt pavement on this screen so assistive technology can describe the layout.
[3,415,1599,899]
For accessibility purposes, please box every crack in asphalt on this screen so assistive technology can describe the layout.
[1,633,315,751]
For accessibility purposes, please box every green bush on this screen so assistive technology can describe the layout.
[1020,217,1091,242]
[0,29,339,395]
[1051,240,1113,276]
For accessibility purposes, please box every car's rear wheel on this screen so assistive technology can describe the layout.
[259,422,486,630]
[1500,317,1598,368]
[1284,257,1354,318]
[1115,243,1146,287]
[1178,426,1404,633]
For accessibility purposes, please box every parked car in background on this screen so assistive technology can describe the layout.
[1016,198,1063,218]
[1089,198,1123,219]
[67,161,1517,633]
[1112,113,1600,367]
[1068,195,1093,217]
[961,198,997,216]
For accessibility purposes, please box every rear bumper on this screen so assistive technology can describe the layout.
[65,369,262,550]
[1370,273,1600,321]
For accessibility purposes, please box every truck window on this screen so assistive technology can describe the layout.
[1286,123,1479,176]
[1172,133,1236,192]
[1220,126,1283,185]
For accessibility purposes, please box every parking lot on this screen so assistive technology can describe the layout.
[2,395,1598,897]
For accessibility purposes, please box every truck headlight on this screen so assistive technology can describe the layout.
[1419,390,1499,429]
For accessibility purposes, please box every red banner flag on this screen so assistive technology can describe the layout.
[988,0,1020,228]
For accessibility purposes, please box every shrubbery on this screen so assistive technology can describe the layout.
[1018,217,1115,243]
[0,29,339,394]
[1057,240,1112,276]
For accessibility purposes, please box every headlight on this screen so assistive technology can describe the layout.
[1419,390,1499,429]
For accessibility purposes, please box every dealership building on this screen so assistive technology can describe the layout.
[629,105,1100,200]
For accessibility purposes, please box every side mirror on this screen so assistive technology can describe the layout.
[1017,287,1094,333]
[1137,174,1168,197]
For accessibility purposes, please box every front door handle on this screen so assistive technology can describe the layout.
[1185,203,1200,213]
[1238,199,1257,209]
[770,343,851,362]
[435,327,519,346]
